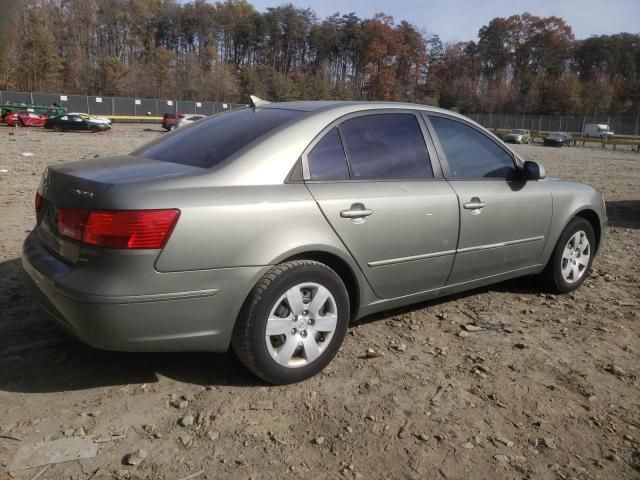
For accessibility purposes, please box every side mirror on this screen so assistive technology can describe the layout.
[523,160,546,180]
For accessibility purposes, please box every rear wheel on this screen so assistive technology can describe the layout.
[53,124,63,132]
[544,217,595,293]
[232,260,350,384]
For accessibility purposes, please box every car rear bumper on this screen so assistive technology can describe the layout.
[22,231,267,352]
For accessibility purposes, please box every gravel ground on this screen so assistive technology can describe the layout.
[0,125,638,480]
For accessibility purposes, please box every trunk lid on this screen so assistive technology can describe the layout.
[36,155,202,262]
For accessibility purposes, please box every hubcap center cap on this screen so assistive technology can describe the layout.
[295,315,310,331]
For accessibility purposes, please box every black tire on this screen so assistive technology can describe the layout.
[90,125,100,133]
[232,260,350,384]
[15,119,24,128]
[169,124,176,131]
[53,124,63,132]
[544,217,595,294]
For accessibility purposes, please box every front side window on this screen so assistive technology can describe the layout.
[340,114,433,180]
[135,108,302,168]
[307,128,350,181]
[428,116,516,179]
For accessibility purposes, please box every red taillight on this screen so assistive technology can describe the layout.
[57,209,180,249]
[35,192,43,212]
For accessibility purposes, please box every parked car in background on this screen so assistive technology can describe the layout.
[583,123,614,139]
[24,100,607,385]
[544,132,575,147]
[176,114,207,128]
[3,111,47,127]
[44,114,111,133]
[68,113,112,125]
[503,129,531,144]
[161,112,184,131]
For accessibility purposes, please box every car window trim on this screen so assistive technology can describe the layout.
[423,112,522,181]
[302,109,443,183]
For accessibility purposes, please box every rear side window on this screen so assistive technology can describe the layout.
[307,128,350,181]
[340,114,432,180]
[428,116,516,179]
[136,108,302,168]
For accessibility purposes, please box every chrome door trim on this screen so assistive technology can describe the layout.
[456,235,545,254]
[368,235,544,267]
[368,249,456,267]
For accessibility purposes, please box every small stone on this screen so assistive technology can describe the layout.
[493,454,510,463]
[63,428,74,437]
[541,437,556,449]
[603,273,613,282]
[365,349,384,358]
[179,415,194,427]
[606,364,626,377]
[458,330,470,338]
[464,324,482,332]
[514,342,527,349]
[206,430,220,441]
[493,436,514,448]
[463,442,474,449]
[549,463,560,471]
[125,449,148,466]
[415,433,429,441]
[179,433,192,447]
[143,424,157,434]
[605,453,620,462]
[313,436,325,445]
[393,343,407,352]
[436,313,448,320]
[623,434,634,441]
[171,399,189,409]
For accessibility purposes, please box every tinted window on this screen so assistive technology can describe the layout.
[340,114,432,180]
[429,116,516,179]
[135,108,302,168]
[307,128,349,181]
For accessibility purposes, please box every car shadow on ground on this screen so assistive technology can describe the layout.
[606,200,640,229]
[0,258,260,393]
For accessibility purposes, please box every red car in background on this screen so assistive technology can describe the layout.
[4,111,47,127]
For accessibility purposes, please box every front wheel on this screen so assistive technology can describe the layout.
[232,260,350,384]
[53,124,63,132]
[544,217,595,293]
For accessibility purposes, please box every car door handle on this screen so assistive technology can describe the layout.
[463,197,486,210]
[340,205,373,218]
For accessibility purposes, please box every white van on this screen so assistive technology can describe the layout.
[583,123,614,139]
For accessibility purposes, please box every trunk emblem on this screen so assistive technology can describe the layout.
[69,188,95,199]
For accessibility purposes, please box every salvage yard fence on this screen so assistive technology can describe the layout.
[0,90,246,120]
[467,113,640,137]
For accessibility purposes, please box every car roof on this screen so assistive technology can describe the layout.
[260,100,464,117]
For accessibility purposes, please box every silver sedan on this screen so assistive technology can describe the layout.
[23,100,607,384]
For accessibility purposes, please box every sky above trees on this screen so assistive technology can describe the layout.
[249,0,640,42]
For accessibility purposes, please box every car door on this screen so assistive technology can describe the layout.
[304,111,460,299]
[425,114,552,285]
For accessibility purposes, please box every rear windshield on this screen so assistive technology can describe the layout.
[135,108,302,168]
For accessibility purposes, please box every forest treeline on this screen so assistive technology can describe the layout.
[1,0,639,116]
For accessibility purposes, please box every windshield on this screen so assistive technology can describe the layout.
[134,108,302,168]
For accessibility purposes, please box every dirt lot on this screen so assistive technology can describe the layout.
[0,125,638,480]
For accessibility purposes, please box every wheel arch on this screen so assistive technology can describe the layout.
[574,208,602,252]
[278,250,362,321]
